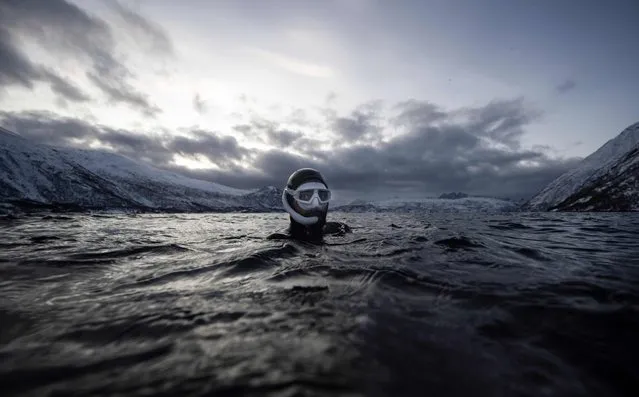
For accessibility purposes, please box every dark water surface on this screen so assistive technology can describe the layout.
[1,212,638,397]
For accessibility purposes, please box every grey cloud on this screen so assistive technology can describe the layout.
[0,95,581,199]
[333,117,368,140]
[99,129,170,165]
[266,129,303,147]
[464,98,540,150]
[108,0,174,55]
[531,144,552,153]
[42,69,91,103]
[556,79,577,94]
[392,100,447,128]
[253,149,320,178]
[87,72,160,117]
[249,117,277,132]
[232,124,252,135]
[0,26,90,103]
[287,108,309,125]
[193,94,208,114]
[332,100,384,142]
[229,94,562,196]
[303,143,332,161]
[0,111,246,168]
[0,109,169,163]
[229,120,268,146]
[0,110,96,146]
[343,101,543,193]
[233,118,304,148]
[0,0,163,117]
[0,109,320,190]
[169,129,249,165]
[385,124,481,162]
[159,166,274,191]
[0,26,38,89]
[309,98,572,198]
[1,0,114,70]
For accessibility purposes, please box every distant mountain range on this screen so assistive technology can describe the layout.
[332,196,518,213]
[0,127,283,214]
[438,192,469,199]
[524,122,639,212]
[3,120,639,214]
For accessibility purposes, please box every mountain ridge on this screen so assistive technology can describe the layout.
[5,121,637,215]
[549,142,639,211]
[333,196,518,213]
[524,121,639,210]
[0,127,282,213]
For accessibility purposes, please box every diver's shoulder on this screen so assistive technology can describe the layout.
[266,232,290,240]
[323,221,352,235]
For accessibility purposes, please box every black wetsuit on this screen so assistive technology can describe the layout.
[267,218,352,242]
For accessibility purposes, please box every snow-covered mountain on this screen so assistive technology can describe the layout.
[0,127,282,213]
[524,122,639,210]
[333,196,518,213]
[242,186,284,210]
[549,143,639,211]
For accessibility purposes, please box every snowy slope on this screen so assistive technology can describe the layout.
[0,127,280,212]
[549,143,639,212]
[243,186,284,209]
[66,148,248,196]
[333,196,518,213]
[525,122,639,210]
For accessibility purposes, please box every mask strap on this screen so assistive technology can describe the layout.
[281,189,319,225]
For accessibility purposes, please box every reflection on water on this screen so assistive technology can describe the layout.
[1,212,638,396]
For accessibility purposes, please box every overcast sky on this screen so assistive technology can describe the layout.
[1,0,638,200]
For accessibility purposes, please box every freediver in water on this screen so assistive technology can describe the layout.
[267,168,351,242]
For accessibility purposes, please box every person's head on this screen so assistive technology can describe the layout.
[282,168,332,229]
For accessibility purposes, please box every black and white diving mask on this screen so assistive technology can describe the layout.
[282,181,331,226]
[285,184,332,205]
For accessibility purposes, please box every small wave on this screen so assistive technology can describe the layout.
[267,264,333,283]
[220,244,299,276]
[40,215,74,221]
[209,378,355,396]
[279,285,332,306]
[435,236,485,250]
[324,237,368,246]
[68,243,191,260]
[1,212,638,397]
[59,308,254,344]
[17,257,118,268]
[0,342,173,395]
[0,242,25,249]
[488,222,532,230]
[579,225,616,233]
[221,234,247,240]
[535,226,565,233]
[125,244,299,288]
[29,235,61,244]
[513,247,552,261]
[357,246,424,258]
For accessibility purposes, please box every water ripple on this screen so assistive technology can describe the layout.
[0,212,638,397]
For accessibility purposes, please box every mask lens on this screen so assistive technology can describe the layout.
[318,189,331,201]
[297,190,314,202]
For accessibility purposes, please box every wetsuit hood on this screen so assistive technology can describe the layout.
[282,168,329,231]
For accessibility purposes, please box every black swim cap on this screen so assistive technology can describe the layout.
[286,168,328,190]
